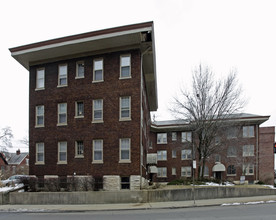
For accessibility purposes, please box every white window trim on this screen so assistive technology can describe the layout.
[75,101,84,118]
[75,141,84,158]
[92,139,103,164]
[157,133,167,144]
[35,142,45,165]
[172,150,177,158]
[181,166,192,177]
[157,150,167,161]
[243,164,254,175]
[92,99,103,123]
[119,138,131,163]
[119,96,131,121]
[181,132,192,143]
[35,68,45,91]
[181,149,192,160]
[243,126,255,138]
[57,103,67,126]
[57,141,67,164]
[172,132,177,141]
[75,61,85,79]
[57,64,68,87]
[172,167,176,176]
[35,105,44,128]
[157,167,167,178]
[243,145,254,157]
[92,58,104,83]
[119,54,131,79]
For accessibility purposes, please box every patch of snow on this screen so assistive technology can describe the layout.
[263,185,276,189]
[0,183,24,192]
[222,200,276,206]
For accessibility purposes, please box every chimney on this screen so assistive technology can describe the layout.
[16,149,20,155]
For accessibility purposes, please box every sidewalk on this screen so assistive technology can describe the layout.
[1,195,276,213]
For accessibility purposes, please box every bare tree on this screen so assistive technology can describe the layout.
[0,126,13,152]
[171,64,246,178]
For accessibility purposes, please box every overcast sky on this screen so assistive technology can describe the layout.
[1,0,276,152]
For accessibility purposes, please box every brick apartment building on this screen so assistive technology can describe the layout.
[9,22,275,189]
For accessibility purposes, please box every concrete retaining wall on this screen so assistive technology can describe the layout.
[4,187,276,205]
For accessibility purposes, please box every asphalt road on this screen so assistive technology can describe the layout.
[1,203,276,220]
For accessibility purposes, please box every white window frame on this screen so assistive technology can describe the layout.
[119,138,131,163]
[75,101,84,118]
[93,58,104,82]
[243,145,254,157]
[157,167,167,178]
[172,132,177,141]
[36,68,45,90]
[243,163,254,175]
[35,142,44,165]
[181,166,192,177]
[172,167,176,176]
[58,64,68,87]
[92,99,103,123]
[157,150,167,161]
[172,149,177,158]
[157,133,167,144]
[75,141,84,158]
[57,103,67,126]
[119,96,131,121]
[76,61,85,79]
[35,105,44,127]
[181,149,192,160]
[92,139,103,163]
[243,126,254,138]
[181,132,192,142]
[227,165,236,176]
[58,141,67,164]
[120,54,131,79]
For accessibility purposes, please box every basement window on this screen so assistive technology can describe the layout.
[121,176,130,189]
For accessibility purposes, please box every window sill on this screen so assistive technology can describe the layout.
[119,160,131,163]
[35,162,45,165]
[181,158,192,160]
[57,162,67,165]
[35,88,45,91]
[92,80,104,83]
[75,76,84,79]
[57,85,68,88]
[227,174,236,176]
[57,123,68,127]
[92,120,104,124]
[75,116,84,119]
[35,125,45,128]
[119,76,132,80]
[119,118,131,122]
[92,161,103,164]
[75,155,84,159]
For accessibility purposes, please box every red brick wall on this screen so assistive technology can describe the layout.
[259,126,275,185]
[29,49,142,177]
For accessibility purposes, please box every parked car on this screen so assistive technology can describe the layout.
[1,175,29,186]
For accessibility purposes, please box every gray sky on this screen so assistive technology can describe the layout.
[1,0,276,151]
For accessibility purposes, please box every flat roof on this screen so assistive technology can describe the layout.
[9,21,158,111]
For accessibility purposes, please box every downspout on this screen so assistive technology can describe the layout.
[140,47,151,189]
[256,125,259,182]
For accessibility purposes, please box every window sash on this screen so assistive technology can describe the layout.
[120,97,131,119]
[58,64,67,86]
[172,132,177,141]
[120,138,130,161]
[36,143,44,163]
[157,133,167,144]
[36,105,44,126]
[181,166,192,177]
[181,150,192,160]
[120,55,131,78]
[243,145,254,156]
[58,103,67,124]
[157,167,167,177]
[157,150,167,160]
[243,126,254,137]
[93,99,103,121]
[76,141,84,156]
[93,140,103,162]
[76,61,84,78]
[227,146,237,157]
[227,165,236,175]
[36,68,45,89]
[181,132,192,142]
[93,59,103,81]
[58,142,67,162]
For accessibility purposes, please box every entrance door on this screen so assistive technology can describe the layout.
[215,171,222,180]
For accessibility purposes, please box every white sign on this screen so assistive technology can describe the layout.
[193,160,196,169]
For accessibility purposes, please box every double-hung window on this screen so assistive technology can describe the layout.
[36,142,44,164]
[243,163,254,175]
[58,103,67,125]
[157,150,167,161]
[120,96,131,120]
[157,167,167,177]
[93,59,103,82]
[75,141,84,158]
[181,149,192,160]
[93,99,103,122]
[181,132,192,142]
[93,139,103,163]
[243,126,254,138]
[157,133,167,144]
[120,138,131,162]
[35,105,44,127]
[58,64,67,86]
[76,61,84,78]
[243,145,254,156]
[227,146,237,157]
[75,101,84,118]
[36,68,45,90]
[120,55,131,78]
[181,166,192,177]
[58,141,67,164]
[172,132,177,141]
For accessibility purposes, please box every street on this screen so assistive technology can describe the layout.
[1,203,276,220]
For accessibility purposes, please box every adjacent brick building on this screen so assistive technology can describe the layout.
[10,22,275,189]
